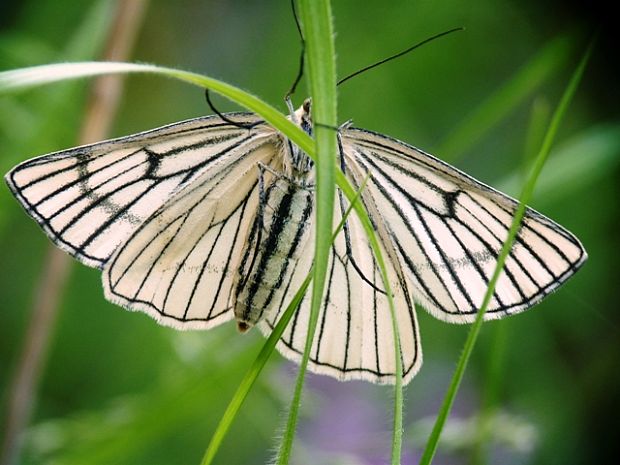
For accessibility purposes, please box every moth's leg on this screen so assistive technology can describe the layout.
[257,162,270,219]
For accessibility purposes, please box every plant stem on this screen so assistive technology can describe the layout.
[276,0,337,463]
[419,37,594,465]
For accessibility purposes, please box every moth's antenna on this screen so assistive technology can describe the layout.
[204,89,258,129]
[337,27,464,86]
[285,0,305,101]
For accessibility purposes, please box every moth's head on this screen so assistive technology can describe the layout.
[302,98,311,118]
[292,98,312,135]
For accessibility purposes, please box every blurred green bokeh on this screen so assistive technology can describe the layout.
[1,1,617,464]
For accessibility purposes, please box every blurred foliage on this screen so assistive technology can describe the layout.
[1,1,618,465]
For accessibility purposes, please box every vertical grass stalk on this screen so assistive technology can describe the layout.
[276,0,338,463]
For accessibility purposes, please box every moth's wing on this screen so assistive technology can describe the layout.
[257,192,422,385]
[341,127,587,323]
[102,131,282,330]
[5,113,263,268]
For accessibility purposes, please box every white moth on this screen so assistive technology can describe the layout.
[5,98,586,384]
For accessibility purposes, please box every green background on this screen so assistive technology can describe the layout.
[1,1,617,464]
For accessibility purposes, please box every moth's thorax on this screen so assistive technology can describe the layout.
[233,177,313,331]
[283,99,314,179]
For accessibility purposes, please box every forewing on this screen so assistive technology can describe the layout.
[258,194,422,385]
[102,133,281,330]
[342,127,587,323]
[5,113,263,268]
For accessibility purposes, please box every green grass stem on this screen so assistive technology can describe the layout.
[419,38,594,465]
[276,1,337,463]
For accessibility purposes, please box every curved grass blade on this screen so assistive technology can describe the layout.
[419,38,595,465]
[332,172,404,465]
[199,277,310,465]
[0,49,405,465]
[200,168,370,465]
[0,61,313,159]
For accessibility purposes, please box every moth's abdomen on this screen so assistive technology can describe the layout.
[234,178,313,330]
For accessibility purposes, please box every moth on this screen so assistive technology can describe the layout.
[5,98,587,384]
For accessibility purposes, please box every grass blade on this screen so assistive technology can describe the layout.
[419,37,595,465]
[0,38,403,465]
[276,0,337,463]
[200,276,311,465]
[0,62,313,155]
[200,170,370,465]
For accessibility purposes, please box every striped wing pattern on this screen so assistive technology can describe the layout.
[6,114,285,330]
[103,134,280,329]
[341,127,587,324]
[258,194,422,384]
[5,110,587,386]
[5,113,264,268]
